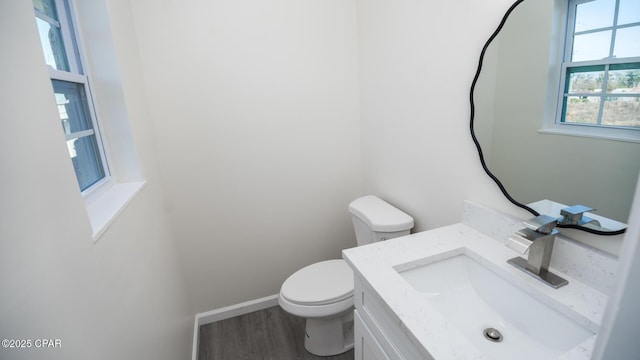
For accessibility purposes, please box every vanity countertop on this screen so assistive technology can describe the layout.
[342,223,608,360]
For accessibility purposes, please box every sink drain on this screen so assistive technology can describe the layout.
[483,328,503,342]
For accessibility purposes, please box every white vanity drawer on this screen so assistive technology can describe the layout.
[355,310,393,360]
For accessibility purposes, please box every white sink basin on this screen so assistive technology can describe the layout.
[397,252,595,360]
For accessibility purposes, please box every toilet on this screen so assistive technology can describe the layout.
[278,195,414,356]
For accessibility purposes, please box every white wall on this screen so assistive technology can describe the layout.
[357,0,532,232]
[123,0,532,317]
[128,0,363,312]
[0,1,192,359]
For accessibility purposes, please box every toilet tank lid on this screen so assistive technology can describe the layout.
[349,195,414,232]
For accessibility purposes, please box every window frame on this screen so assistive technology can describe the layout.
[551,0,640,141]
[34,0,113,198]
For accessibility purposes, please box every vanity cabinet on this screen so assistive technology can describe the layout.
[353,275,431,360]
[345,218,610,360]
[354,311,392,360]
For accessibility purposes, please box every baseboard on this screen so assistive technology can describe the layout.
[191,294,280,360]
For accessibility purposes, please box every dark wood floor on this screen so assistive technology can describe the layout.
[198,306,354,360]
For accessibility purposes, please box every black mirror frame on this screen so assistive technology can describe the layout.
[468,0,625,236]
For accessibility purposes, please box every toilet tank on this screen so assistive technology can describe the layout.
[348,195,414,246]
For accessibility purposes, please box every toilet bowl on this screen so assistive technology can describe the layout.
[278,195,414,356]
[279,259,355,356]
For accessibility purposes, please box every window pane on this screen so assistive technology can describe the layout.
[602,97,640,127]
[613,26,640,58]
[607,65,640,93]
[564,96,601,124]
[52,80,94,135]
[572,31,612,61]
[67,135,105,191]
[618,0,640,26]
[33,0,58,20]
[575,0,615,32]
[35,17,69,71]
[52,79,106,190]
[567,67,605,93]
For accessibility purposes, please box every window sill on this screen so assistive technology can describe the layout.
[86,181,146,241]
[538,126,640,144]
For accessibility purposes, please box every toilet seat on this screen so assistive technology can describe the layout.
[279,259,354,318]
[281,259,354,305]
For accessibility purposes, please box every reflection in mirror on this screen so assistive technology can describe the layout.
[470,0,640,234]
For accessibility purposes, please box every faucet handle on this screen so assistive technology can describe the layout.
[523,215,558,234]
[558,205,596,225]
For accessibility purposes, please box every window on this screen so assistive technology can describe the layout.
[33,0,146,240]
[557,0,640,131]
[33,0,109,192]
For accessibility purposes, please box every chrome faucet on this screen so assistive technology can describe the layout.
[507,215,569,289]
